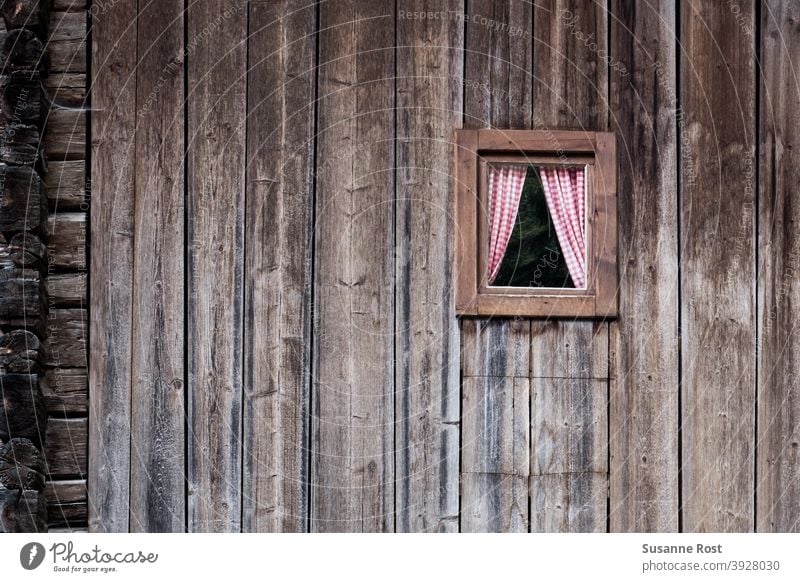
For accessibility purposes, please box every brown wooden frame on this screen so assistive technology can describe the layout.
[454,129,618,318]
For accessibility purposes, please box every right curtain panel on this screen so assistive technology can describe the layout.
[538,167,587,288]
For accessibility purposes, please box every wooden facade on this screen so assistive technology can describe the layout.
[2,0,800,533]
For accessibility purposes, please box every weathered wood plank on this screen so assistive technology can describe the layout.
[46,479,86,525]
[48,10,86,73]
[45,108,86,160]
[242,0,315,533]
[186,0,246,533]
[47,212,86,269]
[396,0,463,533]
[530,321,608,379]
[45,417,87,478]
[608,0,679,533]
[680,0,756,532]
[0,268,46,332]
[531,378,607,532]
[0,488,47,532]
[1,71,44,126]
[43,367,86,414]
[461,376,529,532]
[756,0,800,533]
[128,0,185,534]
[46,273,86,307]
[44,72,86,109]
[87,0,136,533]
[45,160,86,210]
[310,0,395,533]
[0,28,45,72]
[44,308,86,368]
[527,0,610,533]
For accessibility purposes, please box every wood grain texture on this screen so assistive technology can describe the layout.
[46,479,86,526]
[44,308,86,368]
[396,0,463,533]
[680,0,756,532]
[186,0,247,532]
[129,0,185,533]
[310,0,395,532]
[48,10,85,73]
[242,0,315,533]
[88,0,135,533]
[45,417,87,478]
[459,5,532,531]
[47,212,86,269]
[47,273,86,307]
[531,377,607,532]
[45,109,85,160]
[45,161,86,210]
[43,367,86,414]
[608,0,679,532]
[527,0,610,533]
[756,0,800,533]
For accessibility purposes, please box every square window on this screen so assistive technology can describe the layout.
[454,129,618,318]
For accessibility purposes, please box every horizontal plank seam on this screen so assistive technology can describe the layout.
[462,374,610,380]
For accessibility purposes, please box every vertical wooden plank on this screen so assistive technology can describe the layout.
[396,0,463,532]
[680,0,756,532]
[608,0,679,532]
[459,1,532,532]
[530,0,609,532]
[88,0,136,533]
[310,0,395,532]
[130,0,185,533]
[757,0,800,532]
[242,0,316,534]
[186,0,247,532]
[461,376,530,532]
[530,377,608,532]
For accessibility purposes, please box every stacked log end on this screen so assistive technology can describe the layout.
[0,0,50,534]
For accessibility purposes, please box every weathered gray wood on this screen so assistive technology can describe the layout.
[0,438,46,490]
[45,479,86,525]
[0,164,45,233]
[0,373,46,446]
[47,212,85,269]
[756,0,800,533]
[48,10,85,73]
[396,0,463,533]
[45,160,86,210]
[0,487,47,531]
[54,0,84,10]
[527,0,610,533]
[1,71,44,126]
[128,0,185,534]
[680,0,756,533]
[186,0,246,533]
[46,273,85,307]
[45,109,85,160]
[459,1,532,532]
[608,0,679,533]
[0,232,48,272]
[0,329,42,372]
[0,28,45,72]
[1,0,49,34]
[531,378,607,532]
[530,321,608,380]
[43,367,86,414]
[310,0,394,533]
[0,268,46,331]
[44,308,85,368]
[242,0,314,533]
[462,376,530,532]
[88,0,135,534]
[45,417,86,478]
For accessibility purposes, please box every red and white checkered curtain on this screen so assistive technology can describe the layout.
[487,165,527,284]
[538,167,586,288]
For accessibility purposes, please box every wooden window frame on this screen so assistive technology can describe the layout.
[454,129,618,318]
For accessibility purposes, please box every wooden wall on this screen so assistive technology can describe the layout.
[79,0,800,532]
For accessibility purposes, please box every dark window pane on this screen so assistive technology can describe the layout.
[490,166,575,288]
